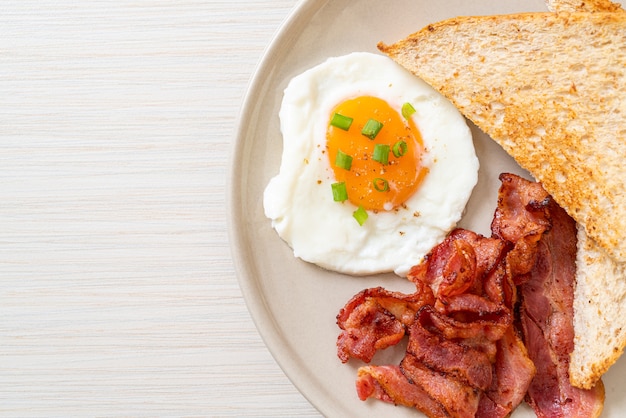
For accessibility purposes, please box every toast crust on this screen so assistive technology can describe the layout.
[546,0,624,12]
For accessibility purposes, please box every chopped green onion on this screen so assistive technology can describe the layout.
[330,113,353,131]
[373,178,389,192]
[392,140,408,158]
[335,149,353,170]
[353,206,368,226]
[331,182,348,202]
[373,143,390,165]
[361,118,384,139]
[402,102,416,119]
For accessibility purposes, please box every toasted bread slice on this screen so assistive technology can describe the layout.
[546,0,623,12]
[379,11,626,389]
[552,0,626,390]
[378,12,626,264]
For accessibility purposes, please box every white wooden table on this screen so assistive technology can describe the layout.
[1,1,321,415]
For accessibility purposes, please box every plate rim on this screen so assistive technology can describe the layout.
[226,0,331,415]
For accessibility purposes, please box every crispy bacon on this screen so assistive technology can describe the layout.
[410,230,514,348]
[400,355,482,418]
[424,303,510,350]
[491,173,551,243]
[408,229,509,300]
[517,195,605,417]
[492,173,605,417]
[337,173,604,417]
[336,284,434,363]
[408,307,493,391]
[478,327,536,418]
[491,173,552,285]
[356,365,449,417]
[338,225,533,416]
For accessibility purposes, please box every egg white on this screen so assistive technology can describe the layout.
[264,52,478,276]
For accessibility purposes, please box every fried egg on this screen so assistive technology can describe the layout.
[264,52,478,276]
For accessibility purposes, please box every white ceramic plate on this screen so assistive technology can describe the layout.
[229,0,626,416]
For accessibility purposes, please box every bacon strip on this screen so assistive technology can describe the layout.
[492,173,605,418]
[356,365,449,417]
[519,201,605,417]
[424,303,510,355]
[337,173,606,417]
[478,327,536,418]
[408,229,509,299]
[491,172,552,285]
[336,284,434,363]
[408,307,493,391]
[338,225,534,416]
[400,355,482,418]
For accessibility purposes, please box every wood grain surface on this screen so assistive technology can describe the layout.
[1,1,321,416]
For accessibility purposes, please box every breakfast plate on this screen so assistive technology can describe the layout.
[228,0,626,416]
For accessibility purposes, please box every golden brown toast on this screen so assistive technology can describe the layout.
[379,10,626,389]
[378,12,626,264]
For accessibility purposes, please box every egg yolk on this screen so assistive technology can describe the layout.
[326,96,428,212]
